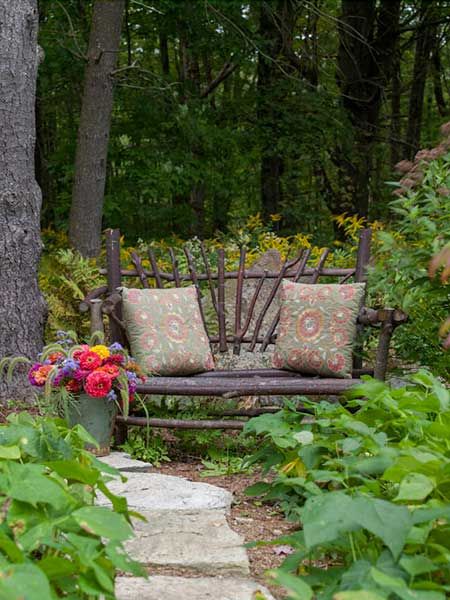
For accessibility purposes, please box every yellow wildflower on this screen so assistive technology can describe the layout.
[91,345,110,360]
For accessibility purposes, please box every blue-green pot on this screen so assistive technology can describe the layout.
[66,393,117,456]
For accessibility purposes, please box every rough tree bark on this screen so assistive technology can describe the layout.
[0,0,47,400]
[69,0,125,258]
[405,1,438,160]
[336,0,401,217]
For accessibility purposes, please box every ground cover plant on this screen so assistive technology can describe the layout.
[0,411,144,599]
[243,372,450,599]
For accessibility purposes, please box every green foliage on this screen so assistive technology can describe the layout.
[120,427,171,467]
[371,153,450,377]
[39,239,104,338]
[0,412,144,599]
[244,372,450,598]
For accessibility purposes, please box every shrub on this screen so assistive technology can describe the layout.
[244,372,450,598]
[0,412,144,599]
[370,139,450,377]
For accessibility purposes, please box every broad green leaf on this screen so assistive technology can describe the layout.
[340,559,372,589]
[245,482,272,496]
[400,555,438,577]
[352,496,412,559]
[44,460,99,486]
[0,532,25,562]
[0,446,21,460]
[38,555,77,579]
[105,541,146,577]
[302,492,360,549]
[272,570,313,600]
[18,521,55,552]
[244,412,291,437]
[292,431,314,445]
[411,505,450,525]
[6,463,71,509]
[334,592,387,600]
[0,563,53,600]
[72,506,133,541]
[396,473,435,502]
[96,480,131,517]
[370,567,445,600]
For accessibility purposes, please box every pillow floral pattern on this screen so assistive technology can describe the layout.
[273,281,365,378]
[121,286,214,376]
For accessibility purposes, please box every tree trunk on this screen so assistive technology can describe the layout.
[390,46,403,169]
[69,0,125,258]
[431,36,448,117]
[405,1,437,160]
[0,0,47,400]
[337,0,400,217]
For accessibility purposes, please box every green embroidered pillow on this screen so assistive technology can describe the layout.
[273,281,365,378]
[121,286,215,376]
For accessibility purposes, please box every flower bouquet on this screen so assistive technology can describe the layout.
[25,332,144,455]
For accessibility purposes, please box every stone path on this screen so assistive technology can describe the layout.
[99,452,275,600]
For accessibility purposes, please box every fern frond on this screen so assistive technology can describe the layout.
[5,357,31,383]
[41,344,68,361]
[89,331,105,345]
[117,373,130,418]
[44,366,59,401]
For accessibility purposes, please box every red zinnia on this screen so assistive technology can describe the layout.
[65,379,81,393]
[106,353,125,365]
[78,350,102,371]
[84,371,112,398]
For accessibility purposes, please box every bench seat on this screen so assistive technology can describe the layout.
[136,369,365,397]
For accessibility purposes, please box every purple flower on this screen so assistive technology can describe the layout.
[61,358,79,376]
[109,342,123,352]
[107,390,117,402]
[52,372,64,387]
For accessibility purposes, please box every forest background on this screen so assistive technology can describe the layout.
[37,0,450,248]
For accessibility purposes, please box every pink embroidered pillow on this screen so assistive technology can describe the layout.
[121,286,214,376]
[273,281,365,378]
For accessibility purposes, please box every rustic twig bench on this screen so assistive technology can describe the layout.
[82,228,407,435]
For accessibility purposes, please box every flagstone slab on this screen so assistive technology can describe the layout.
[97,472,232,511]
[98,452,152,472]
[125,510,249,575]
[116,576,276,600]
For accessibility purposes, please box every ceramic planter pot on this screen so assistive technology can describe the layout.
[66,393,117,456]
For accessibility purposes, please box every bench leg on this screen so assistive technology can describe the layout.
[374,320,394,381]
[113,420,128,447]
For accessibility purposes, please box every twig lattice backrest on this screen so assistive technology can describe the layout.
[103,229,372,359]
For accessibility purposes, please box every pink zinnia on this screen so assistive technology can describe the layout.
[72,345,90,360]
[84,371,112,398]
[78,350,102,371]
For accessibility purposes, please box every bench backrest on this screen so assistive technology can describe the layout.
[103,228,372,362]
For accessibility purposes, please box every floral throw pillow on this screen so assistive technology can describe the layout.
[121,286,214,376]
[273,281,365,378]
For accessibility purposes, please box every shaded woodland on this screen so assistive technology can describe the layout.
[35,0,450,256]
